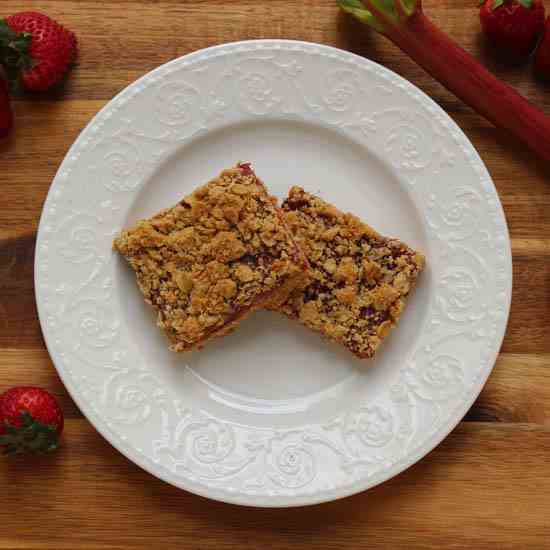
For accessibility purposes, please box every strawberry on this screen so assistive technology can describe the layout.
[534,17,550,78]
[0,11,77,91]
[0,67,13,138]
[479,0,546,60]
[0,387,64,455]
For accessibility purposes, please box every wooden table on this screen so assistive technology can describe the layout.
[1,1,549,548]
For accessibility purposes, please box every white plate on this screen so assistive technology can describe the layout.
[35,40,512,507]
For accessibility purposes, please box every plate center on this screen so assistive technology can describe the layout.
[117,120,430,417]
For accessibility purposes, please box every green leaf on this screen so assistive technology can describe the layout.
[12,34,32,52]
[518,0,533,7]
[399,0,420,15]
[0,412,60,455]
[337,0,387,31]
[5,424,19,435]
[338,0,419,30]
[0,20,33,92]
[0,20,17,43]
[367,0,398,20]
[339,0,368,9]
[21,411,34,427]
[373,0,396,10]
[491,0,505,9]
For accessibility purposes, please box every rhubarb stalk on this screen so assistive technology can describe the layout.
[339,0,550,161]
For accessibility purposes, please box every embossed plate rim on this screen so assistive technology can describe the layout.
[35,39,512,507]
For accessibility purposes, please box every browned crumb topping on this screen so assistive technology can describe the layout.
[114,165,308,352]
[275,187,425,359]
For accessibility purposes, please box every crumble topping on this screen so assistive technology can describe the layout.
[275,186,425,359]
[114,165,308,351]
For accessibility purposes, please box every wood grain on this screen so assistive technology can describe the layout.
[0,0,549,548]
[1,421,549,549]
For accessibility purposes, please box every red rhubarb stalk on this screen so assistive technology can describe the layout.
[339,0,550,161]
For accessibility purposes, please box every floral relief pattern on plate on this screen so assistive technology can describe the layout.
[35,41,512,507]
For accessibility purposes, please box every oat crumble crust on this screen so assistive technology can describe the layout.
[113,165,309,352]
[274,186,425,359]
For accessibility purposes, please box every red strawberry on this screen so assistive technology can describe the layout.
[479,0,546,59]
[0,387,64,454]
[534,17,550,78]
[0,11,77,91]
[0,68,13,138]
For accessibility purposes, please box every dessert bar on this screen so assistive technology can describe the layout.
[274,187,425,359]
[114,165,309,352]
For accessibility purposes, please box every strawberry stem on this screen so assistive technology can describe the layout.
[339,0,550,162]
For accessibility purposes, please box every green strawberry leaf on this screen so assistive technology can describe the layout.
[12,34,32,54]
[0,20,17,42]
[0,19,33,92]
[489,0,534,8]
[0,412,59,455]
